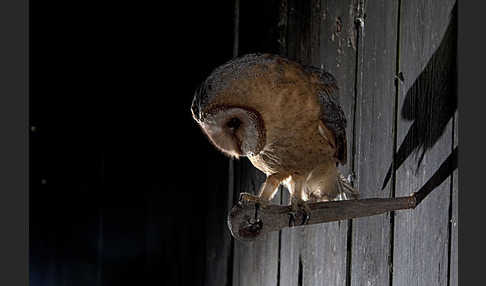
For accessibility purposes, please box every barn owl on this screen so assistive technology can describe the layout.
[191,53,358,225]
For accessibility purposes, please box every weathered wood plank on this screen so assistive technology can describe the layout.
[278,1,311,284]
[279,188,300,286]
[350,0,398,285]
[224,0,240,285]
[231,1,284,285]
[232,161,280,286]
[204,159,233,286]
[449,12,458,286]
[304,0,356,284]
[279,1,357,285]
[203,2,242,284]
[279,0,313,285]
[392,1,456,286]
[449,112,458,286]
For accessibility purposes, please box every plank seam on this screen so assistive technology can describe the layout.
[447,8,457,284]
[446,113,455,286]
[276,2,290,285]
[227,1,240,285]
[346,0,365,285]
[389,0,402,285]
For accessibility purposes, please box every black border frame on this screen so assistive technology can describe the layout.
[458,1,484,285]
[0,0,29,285]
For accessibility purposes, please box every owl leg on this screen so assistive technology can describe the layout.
[288,175,311,226]
[238,173,285,230]
[239,173,285,206]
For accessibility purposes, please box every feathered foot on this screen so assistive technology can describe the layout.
[288,196,311,227]
[238,192,269,231]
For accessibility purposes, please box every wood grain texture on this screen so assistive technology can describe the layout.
[303,1,356,285]
[273,1,310,285]
[279,187,301,286]
[392,1,456,286]
[308,0,357,285]
[231,1,285,285]
[449,112,458,286]
[350,0,398,285]
[204,159,233,286]
[279,1,357,285]
[230,1,458,286]
[230,196,419,241]
[232,161,280,286]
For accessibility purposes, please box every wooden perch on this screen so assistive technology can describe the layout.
[228,193,426,241]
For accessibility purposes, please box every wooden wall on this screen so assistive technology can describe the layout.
[229,0,458,285]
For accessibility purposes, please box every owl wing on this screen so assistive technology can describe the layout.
[303,65,347,165]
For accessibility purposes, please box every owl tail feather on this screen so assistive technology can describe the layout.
[335,173,359,201]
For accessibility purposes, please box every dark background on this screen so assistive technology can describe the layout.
[29,1,251,285]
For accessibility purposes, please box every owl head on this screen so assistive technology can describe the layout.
[191,101,266,159]
[191,54,281,158]
[190,62,267,158]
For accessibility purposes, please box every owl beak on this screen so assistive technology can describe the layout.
[202,122,243,157]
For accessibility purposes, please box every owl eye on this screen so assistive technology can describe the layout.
[226,117,241,130]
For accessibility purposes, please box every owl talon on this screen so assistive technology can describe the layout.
[302,212,310,225]
[238,192,269,207]
[245,217,263,233]
[288,212,297,227]
[238,192,260,204]
[289,198,311,226]
[254,202,260,221]
[238,193,270,226]
[288,210,310,227]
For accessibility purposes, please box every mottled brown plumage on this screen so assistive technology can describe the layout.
[191,53,357,219]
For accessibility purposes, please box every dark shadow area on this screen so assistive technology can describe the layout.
[414,146,457,204]
[238,0,283,55]
[30,1,235,286]
[30,0,288,285]
[382,4,457,190]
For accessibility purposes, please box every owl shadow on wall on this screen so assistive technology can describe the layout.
[381,4,457,194]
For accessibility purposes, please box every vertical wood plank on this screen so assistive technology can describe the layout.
[204,158,233,286]
[278,1,312,285]
[279,196,301,286]
[393,1,456,285]
[279,1,357,285]
[449,112,458,286]
[350,0,398,285]
[233,162,280,286]
[305,0,357,285]
[232,1,284,285]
